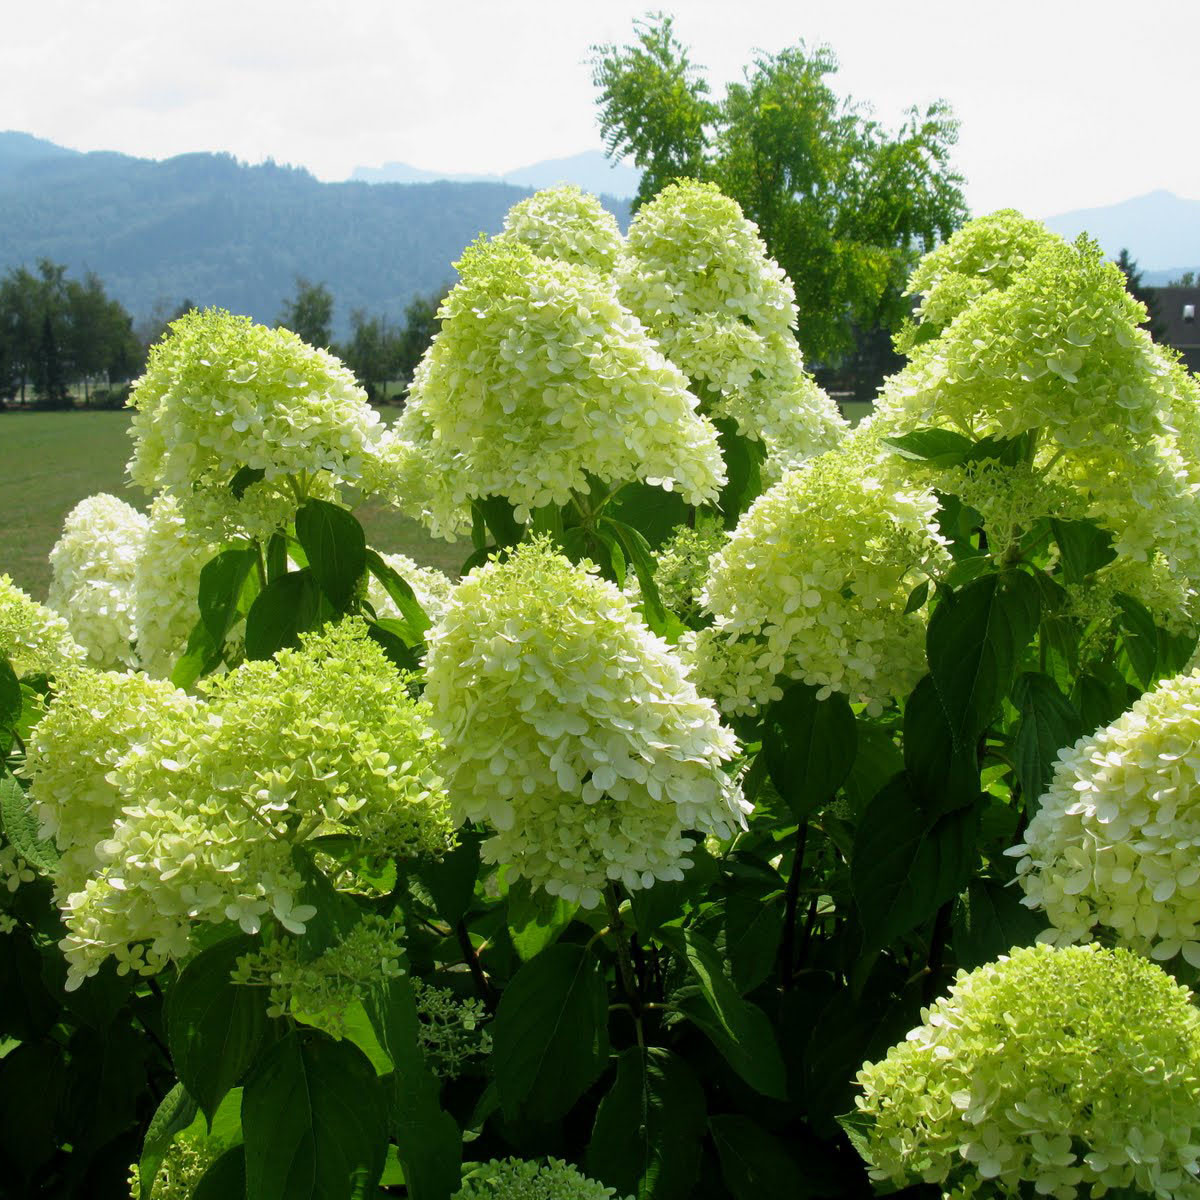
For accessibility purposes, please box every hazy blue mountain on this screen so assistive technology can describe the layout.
[0,134,631,338]
[1044,190,1200,272]
[352,149,642,199]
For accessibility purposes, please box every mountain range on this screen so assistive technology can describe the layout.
[1,130,1197,344]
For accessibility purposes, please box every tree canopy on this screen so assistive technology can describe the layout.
[591,16,967,365]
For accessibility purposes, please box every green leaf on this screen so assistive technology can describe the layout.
[474,495,523,548]
[139,1083,200,1200]
[1050,518,1116,585]
[658,927,787,1099]
[1012,672,1082,811]
[725,886,784,994]
[0,770,58,873]
[199,547,260,643]
[364,549,431,640]
[295,499,367,611]
[0,1042,67,1182]
[363,977,461,1200]
[490,942,610,1121]
[629,842,718,936]
[880,427,973,466]
[229,465,266,500]
[413,831,481,926]
[505,875,576,962]
[170,617,225,689]
[851,775,979,950]
[587,1047,706,1200]
[605,482,689,548]
[0,657,20,731]
[952,879,1047,970]
[167,935,270,1122]
[710,1115,802,1197]
[902,675,979,817]
[242,1029,387,1200]
[1115,592,1159,687]
[600,516,671,637]
[927,570,1040,749]
[713,419,765,527]
[244,569,326,660]
[194,1148,247,1200]
[366,621,421,671]
[903,579,929,615]
[763,682,857,818]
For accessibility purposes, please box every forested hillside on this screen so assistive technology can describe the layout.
[0,133,630,335]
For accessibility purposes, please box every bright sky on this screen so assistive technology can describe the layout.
[3,0,1196,218]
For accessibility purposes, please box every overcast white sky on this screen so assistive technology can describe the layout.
[2,0,1196,218]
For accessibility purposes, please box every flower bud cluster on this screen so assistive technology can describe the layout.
[423,540,748,907]
[412,979,492,1078]
[48,493,147,669]
[500,184,625,273]
[1009,668,1200,966]
[127,1130,226,1200]
[694,432,946,715]
[853,943,1200,1200]
[385,238,726,535]
[127,308,384,541]
[453,1158,630,1200]
[0,573,84,677]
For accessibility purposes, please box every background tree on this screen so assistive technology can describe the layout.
[592,16,967,382]
[278,276,334,349]
[338,308,400,403]
[394,287,448,388]
[1116,248,1166,341]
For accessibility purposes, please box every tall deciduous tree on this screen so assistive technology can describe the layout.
[1115,248,1166,342]
[591,16,967,368]
[278,277,334,350]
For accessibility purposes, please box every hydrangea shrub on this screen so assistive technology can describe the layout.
[3,190,1200,1200]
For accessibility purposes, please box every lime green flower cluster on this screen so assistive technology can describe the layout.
[0,573,83,677]
[24,668,196,901]
[127,308,383,541]
[852,944,1200,1200]
[617,180,845,466]
[877,233,1200,607]
[694,433,946,715]
[48,493,147,669]
[232,913,407,1027]
[423,540,747,908]
[648,522,727,624]
[386,238,726,535]
[453,1158,630,1200]
[367,551,455,625]
[500,184,624,273]
[895,209,1059,350]
[132,494,219,678]
[412,979,492,1078]
[1009,668,1200,967]
[43,620,452,989]
[127,1130,225,1200]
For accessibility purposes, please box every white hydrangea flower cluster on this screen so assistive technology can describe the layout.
[384,238,726,536]
[127,308,385,541]
[852,943,1200,1200]
[693,432,946,715]
[0,573,84,677]
[367,551,454,625]
[453,1158,630,1200]
[1008,668,1200,966]
[131,494,219,678]
[47,493,147,669]
[877,234,1200,594]
[38,619,453,989]
[423,540,748,908]
[24,668,196,901]
[617,179,846,465]
[231,913,407,1027]
[0,844,35,896]
[500,184,625,274]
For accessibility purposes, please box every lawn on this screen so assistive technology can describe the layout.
[0,409,465,599]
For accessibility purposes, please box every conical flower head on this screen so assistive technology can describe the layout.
[852,943,1200,1199]
[127,308,383,540]
[617,179,845,460]
[423,539,748,907]
[1009,667,1200,967]
[48,493,147,670]
[387,238,726,533]
[500,184,624,273]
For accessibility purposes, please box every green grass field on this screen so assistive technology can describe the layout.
[0,409,464,599]
[1,402,875,599]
